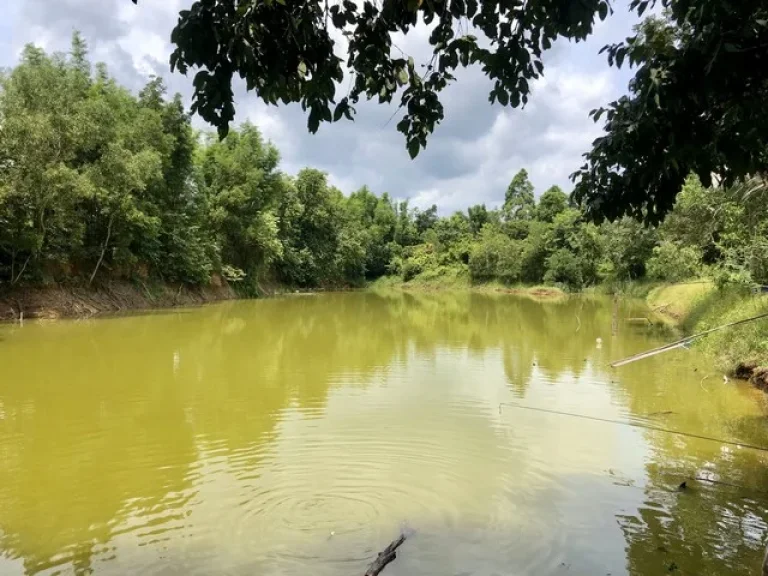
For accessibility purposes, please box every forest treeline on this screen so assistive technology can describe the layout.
[1,35,767,294]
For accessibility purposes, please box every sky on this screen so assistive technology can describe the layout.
[2,1,642,213]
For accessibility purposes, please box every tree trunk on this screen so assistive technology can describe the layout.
[89,214,114,286]
[11,254,31,285]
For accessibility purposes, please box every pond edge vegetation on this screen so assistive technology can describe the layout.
[2,35,768,389]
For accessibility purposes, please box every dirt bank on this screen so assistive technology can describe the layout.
[0,280,236,321]
[734,362,768,391]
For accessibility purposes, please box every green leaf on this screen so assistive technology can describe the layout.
[397,67,409,86]
[598,2,608,21]
[407,138,420,159]
[460,50,469,67]
[616,48,626,68]
[308,108,320,133]
[497,90,509,106]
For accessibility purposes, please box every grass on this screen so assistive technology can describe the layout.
[368,265,470,291]
[677,285,768,371]
[631,279,768,374]
[367,269,566,299]
[587,280,664,299]
[646,280,715,322]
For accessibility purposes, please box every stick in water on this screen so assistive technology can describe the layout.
[364,534,407,576]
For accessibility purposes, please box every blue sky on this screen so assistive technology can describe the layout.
[3,1,641,213]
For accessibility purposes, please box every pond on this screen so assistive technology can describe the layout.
[1,291,768,576]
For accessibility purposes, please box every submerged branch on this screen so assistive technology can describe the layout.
[364,534,407,576]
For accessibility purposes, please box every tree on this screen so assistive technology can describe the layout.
[536,185,568,223]
[597,217,658,281]
[197,123,284,285]
[572,4,768,222]
[503,169,535,222]
[394,200,418,246]
[646,241,702,281]
[277,168,348,286]
[414,204,438,236]
[135,0,611,159]
[129,0,768,222]
[467,204,489,235]
[469,224,522,284]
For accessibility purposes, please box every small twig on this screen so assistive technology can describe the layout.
[645,410,675,418]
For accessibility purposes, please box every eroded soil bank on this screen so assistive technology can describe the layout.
[0,281,236,321]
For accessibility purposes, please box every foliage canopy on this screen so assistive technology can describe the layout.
[3,33,768,294]
[130,0,768,221]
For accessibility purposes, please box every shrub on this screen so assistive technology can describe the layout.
[544,248,583,289]
[646,241,702,281]
[469,227,522,284]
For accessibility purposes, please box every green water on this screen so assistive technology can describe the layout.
[1,292,768,576]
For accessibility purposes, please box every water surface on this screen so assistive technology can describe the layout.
[1,291,767,575]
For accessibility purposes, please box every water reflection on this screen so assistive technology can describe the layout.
[0,291,766,575]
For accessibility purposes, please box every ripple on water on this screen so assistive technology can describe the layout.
[195,394,573,575]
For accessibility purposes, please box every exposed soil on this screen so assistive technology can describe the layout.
[492,286,566,299]
[732,362,768,390]
[0,280,236,321]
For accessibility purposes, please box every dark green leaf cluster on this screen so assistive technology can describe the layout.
[572,1,768,223]
[124,0,768,224]
[157,0,609,157]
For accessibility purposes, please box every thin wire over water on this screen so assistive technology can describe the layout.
[499,402,768,453]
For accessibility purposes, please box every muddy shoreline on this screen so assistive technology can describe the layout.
[0,281,237,321]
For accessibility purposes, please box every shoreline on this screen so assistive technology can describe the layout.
[0,281,237,322]
[3,279,767,393]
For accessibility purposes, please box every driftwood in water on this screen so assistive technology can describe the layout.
[364,534,407,576]
[610,311,768,368]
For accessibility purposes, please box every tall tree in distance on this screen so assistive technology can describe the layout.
[467,204,490,235]
[503,169,536,222]
[197,123,284,283]
[536,185,569,223]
